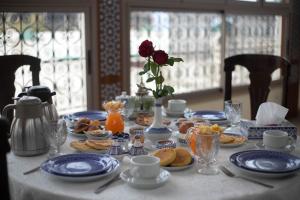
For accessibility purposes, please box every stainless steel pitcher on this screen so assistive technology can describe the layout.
[17,85,59,122]
[2,96,50,156]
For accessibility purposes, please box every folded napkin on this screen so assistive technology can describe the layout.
[255,102,289,125]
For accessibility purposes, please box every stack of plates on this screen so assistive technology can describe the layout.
[71,111,107,121]
[41,153,119,182]
[189,110,228,125]
[64,111,107,128]
[230,150,300,178]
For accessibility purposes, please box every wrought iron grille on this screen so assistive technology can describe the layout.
[130,11,282,95]
[226,15,282,85]
[0,12,87,114]
[130,12,222,95]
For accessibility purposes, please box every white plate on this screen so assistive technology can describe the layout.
[68,128,86,138]
[120,169,170,189]
[162,158,195,171]
[220,132,247,148]
[42,159,120,182]
[85,133,110,140]
[255,141,294,153]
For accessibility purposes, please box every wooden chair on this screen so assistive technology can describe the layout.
[0,117,11,200]
[0,55,41,121]
[224,54,291,120]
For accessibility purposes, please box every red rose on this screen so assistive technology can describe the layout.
[153,50,168,65]
[138,40,154,57]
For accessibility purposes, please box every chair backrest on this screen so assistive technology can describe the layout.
[0,117,10,200]
[0,55,41,120]
[224,54,291,120]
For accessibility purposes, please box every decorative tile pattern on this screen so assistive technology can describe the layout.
[101,83,122,101]
[99,0,121,77]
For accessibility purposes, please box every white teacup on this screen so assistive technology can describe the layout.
[168,99,186,113]
[130,155,160,179]
[263,130,294,150]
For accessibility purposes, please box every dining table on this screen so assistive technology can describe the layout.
[7,119,300,200]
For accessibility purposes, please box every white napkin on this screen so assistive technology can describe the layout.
[255,102,289,125]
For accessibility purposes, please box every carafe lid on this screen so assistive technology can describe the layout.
[27,86,56,102]
[18,96,42,106]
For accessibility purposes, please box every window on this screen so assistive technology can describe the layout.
[130,12,222,94]
[129,9,285,95]
[0,12,87,114]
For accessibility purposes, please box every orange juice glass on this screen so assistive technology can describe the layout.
[105,110,124,135]
[103,101,125,135]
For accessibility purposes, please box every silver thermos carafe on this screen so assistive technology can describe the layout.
[2,96,50,156]
[18,85,59,122]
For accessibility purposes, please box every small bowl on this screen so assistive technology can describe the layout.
[155,140,176,149]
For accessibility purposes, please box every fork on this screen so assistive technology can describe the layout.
[219,165,274,188]
[23,166,40,175]
[94,172,121,194]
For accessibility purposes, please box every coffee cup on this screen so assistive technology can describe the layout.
[130,155,160,179]
[168,99,186,113]
[263,130,294,150]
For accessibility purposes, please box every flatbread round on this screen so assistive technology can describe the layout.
[70,141,94,151]
[153,148,176,166]
[85,139,113,150]
[170,147,192,167]
[220,134,235,144]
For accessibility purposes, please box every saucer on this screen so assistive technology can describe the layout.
[255,141,294,153]
[165,108,184,118]
[120,169,170,189]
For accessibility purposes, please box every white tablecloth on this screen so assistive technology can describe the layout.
[8,126,300,200]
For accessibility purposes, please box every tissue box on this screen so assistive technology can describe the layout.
[240,120,297,140]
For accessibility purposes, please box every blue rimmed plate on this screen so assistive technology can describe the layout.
[230,150,300,178]
[191,110,227,121]
[235,150,300,173]
[72,111,107,121]
[42,158,120,182]
[41,153,113,177]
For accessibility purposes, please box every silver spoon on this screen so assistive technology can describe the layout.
[219,165,274,188]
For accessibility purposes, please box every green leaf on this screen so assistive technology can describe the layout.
[163,85,175,95]
[155,75,164,84]
[173,57,184,62]
[167,58,174,66]
[152,90,158,99]
[146,77,155,82]
[143,62,150,72]
[150,62,158,75]
[138,71,147,75]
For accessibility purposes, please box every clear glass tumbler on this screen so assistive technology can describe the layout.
[187,127,220,175]
[224,101,242,126]
[47,119,68,158]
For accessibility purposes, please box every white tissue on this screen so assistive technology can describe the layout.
[255,102,289,125]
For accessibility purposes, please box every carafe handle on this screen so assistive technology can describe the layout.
[2,104,16,118]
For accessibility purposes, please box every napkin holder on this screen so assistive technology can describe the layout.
[240,120,297,140]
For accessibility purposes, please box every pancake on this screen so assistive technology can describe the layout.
[85,139,113,150]
[170,147,192,167]
[220,134,235,144]
[153,148,176,166]
[70,141,94,151]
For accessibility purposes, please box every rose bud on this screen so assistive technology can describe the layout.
[138,40,154,57]
[153,50,168,65]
